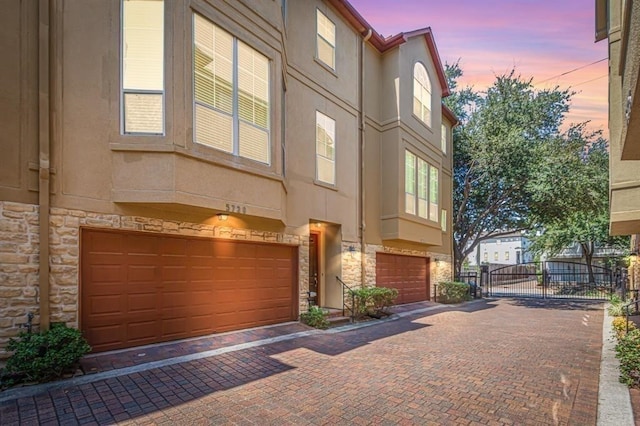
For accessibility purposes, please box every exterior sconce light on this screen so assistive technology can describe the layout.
[348,245,356,259]
[435,258,441,267]
[216,213,229,221]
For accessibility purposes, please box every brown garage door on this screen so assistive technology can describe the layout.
[376,253,429,304]
[81,228,297,352]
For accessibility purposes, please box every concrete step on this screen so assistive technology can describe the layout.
[326,315,351,327]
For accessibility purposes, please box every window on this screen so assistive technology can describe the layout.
[441,124,447,154]
[429,166,439,221]
[405,150,439,221]
[121,0,164,134]
[494,251,498,261]
[505,251,510,261]
[193,14,270,164]
[316,112,336,185]
[316,10,335,69]
[441,209,447,232]
[483,252,488,262]
[413,62,431,126]
[405,151,416,215]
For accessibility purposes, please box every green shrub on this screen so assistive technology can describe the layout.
[1,323,91,387]
[615,328,640,388]
[608,295,625,317]
[300,306,329,329]
[437,281,470,304]
[613,317,636,339]
[349,287,398,318]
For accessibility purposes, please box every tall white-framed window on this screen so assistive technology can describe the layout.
[121,0,165,135]
[316,9,336,70]
[405,150,440,221]
[316,111,336,185]
[441,124,447,154]
[441,209,447,232]
[405,151,416,215]
[193,13,270,165]
[413,62,432,127]
[429,166,439,221]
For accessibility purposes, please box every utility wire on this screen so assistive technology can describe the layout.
[569,74,607,88]
[536,58,607,84]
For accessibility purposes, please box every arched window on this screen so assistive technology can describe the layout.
[413,62,431,126]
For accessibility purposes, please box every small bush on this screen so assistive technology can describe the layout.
[613,317,637,339]
[1,323,91,387]
[615,328,640,388]
[349,287,398,318]
[437,281,470,304]
[300,306,329,329]
[608,295,625,317]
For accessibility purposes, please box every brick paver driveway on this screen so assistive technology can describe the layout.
[0,298,603,425]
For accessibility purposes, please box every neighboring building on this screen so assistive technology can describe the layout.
[466,232,532,267]
[0,0,454,354]
[595,0,640,287]
[543,243,625,276]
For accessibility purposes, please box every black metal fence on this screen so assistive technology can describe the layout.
[487,261,617,300]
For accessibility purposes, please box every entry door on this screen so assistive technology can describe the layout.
[309,232,320,306]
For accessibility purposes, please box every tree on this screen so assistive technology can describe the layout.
[444,62,574,278]
[527,136,629,281]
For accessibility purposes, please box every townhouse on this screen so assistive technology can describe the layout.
[595,0,640,289]
[0,0,454,354]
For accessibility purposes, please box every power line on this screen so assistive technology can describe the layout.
[570,74,607,88]
[536,58,607,84]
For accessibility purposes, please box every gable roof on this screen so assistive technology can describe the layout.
[326,0,451,97]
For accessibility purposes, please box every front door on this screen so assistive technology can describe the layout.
[309,232,320,306]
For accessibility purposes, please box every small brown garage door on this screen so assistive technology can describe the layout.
[81,228,297,352]
[376,253,429,304]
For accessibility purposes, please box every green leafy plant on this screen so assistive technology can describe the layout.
[437,281,470,304]
[608,295,625,317]
[349,287,398,318]
[615,328,640,388]
[300,306,329,329]
[1,323,91,387]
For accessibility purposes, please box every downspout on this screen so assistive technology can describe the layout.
[359,29,372,288]
[38,0,51,331]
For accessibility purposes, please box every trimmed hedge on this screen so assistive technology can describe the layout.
[437,281,470,304]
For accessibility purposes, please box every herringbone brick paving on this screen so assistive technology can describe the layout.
[0,298,603,425]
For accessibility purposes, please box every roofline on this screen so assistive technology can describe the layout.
[442,104,458,126]
[326,0,451,97]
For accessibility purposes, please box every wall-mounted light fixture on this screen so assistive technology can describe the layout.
[216,213,229,221]
[435,258,441,267]
[348,245,356,259]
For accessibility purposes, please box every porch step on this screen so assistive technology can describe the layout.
[321,308,351,327]
[326,315,351,327]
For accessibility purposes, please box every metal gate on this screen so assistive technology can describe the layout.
[487,261,615,300]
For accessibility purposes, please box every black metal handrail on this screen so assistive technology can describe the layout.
[336,276,355,322]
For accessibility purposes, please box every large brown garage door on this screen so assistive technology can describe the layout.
[81,228,297,352]
[376,253,429,304]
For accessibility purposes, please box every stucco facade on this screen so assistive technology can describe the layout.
[0,0,454,355]
[596,0,640,285]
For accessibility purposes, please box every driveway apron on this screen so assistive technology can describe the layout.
[0,298,603,425]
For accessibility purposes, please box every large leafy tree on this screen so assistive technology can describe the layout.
[527,136,629,280]
[445,63,573,278]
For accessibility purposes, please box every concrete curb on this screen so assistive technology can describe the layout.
[597,304,634,425]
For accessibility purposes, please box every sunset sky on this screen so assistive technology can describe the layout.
[348,0,609,137]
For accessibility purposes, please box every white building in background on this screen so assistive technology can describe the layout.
[466,232,533,266]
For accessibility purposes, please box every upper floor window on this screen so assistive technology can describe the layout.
[405,150,439,221]
[316,10,335,70]
[441,209,447,232]
[413,62,432,127]
[316,112,336,185]
[121,0,164,135]
[193,14,270,165]
[441,124,447,154]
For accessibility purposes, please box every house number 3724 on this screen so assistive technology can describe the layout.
[225,204,247,214]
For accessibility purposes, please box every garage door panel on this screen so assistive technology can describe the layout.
[376,253,429,305]
[82,229,297,352]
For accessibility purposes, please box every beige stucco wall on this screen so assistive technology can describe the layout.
[608,0,640,235]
